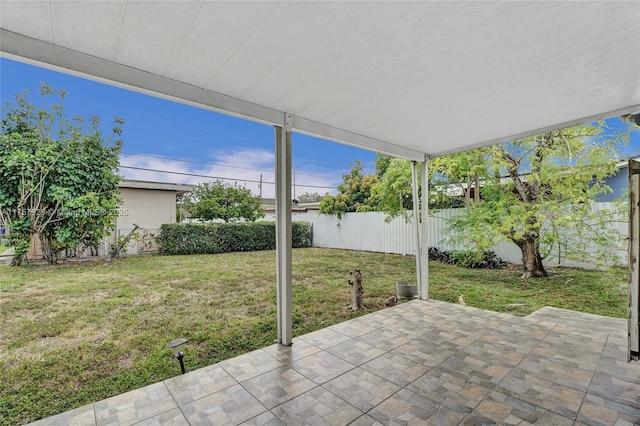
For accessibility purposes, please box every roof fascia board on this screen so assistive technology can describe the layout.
[292,116,425,162]
[119,180,195,192]
[1,29,426,162]
[0,29,283,125]
[431,104,640,158]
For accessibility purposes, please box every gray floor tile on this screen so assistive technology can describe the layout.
[241,365,317,409]
[180,384,267,425]
[348,414,384,426]
[133,408,189,426]
[360,351,431,387]
[391,337,458,367]
[368,388,465,425]
[165,364,237,405]
[321,367,401,412]
[297,328,353,350]
[408,366,492,415]
[588,370,640,409]
[496,368,586,419]
[27,404,95,426]
[262,339,321,363]
[271,387,363,426]
[357,328,410,351]
[94,382,176,426]
[325,339,386,366]
[576,393,640,426]
[329,319,379,339]
[240,411,286,426]
[463,390,574,425]
[219,348,284,382]
[289,350,356,384]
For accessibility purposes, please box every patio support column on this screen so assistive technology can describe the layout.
[411,161,423,298]
[420,159,430,299]
[275,114,293,346]
[412,160,430,300]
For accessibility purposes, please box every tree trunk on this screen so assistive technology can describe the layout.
[348,270,364,310]
[40,234,62,265]
[474,175,480,203]
[105,224,140,266]
[517,237,548,279]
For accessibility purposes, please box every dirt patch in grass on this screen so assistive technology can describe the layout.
[0,248,628,425]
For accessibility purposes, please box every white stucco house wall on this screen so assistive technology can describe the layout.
[27,179,194,259]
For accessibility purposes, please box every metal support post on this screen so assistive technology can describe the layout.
[275,114,293,346]
[411,161,423,298]
[420,159,430,299]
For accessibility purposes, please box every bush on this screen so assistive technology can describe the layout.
[157,222,312,255]
[428,247,450,263]
[428,247,505,269]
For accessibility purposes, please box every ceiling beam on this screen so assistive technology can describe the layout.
[1,29,425,162]
[292,116,425,162]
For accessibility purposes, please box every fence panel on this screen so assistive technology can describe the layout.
[294,202,627,269]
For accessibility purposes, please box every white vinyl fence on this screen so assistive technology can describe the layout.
[288,203,627,269]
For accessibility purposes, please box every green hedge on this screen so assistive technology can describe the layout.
[157,221,312,255]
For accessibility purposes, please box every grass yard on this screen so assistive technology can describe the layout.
[0,248,628,425]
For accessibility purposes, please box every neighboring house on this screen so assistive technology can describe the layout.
[112,180,195,254]
[27,179,194,259]
[596,158,636,202]
[261,198,321,220]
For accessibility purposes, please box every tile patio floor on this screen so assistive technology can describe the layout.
[29,299,640,425]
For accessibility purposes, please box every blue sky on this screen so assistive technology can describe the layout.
[0,58,376,199]
[1,57,638,199]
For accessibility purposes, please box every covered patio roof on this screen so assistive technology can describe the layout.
[1,1,638,160]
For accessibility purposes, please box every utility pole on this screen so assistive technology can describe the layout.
[259,174,263,197]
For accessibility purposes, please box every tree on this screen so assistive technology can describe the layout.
[370,157,416,221]
[187,180,264,222]
[296,191,325,203]
[442,123,629,278]
[319,161,379,217]
[431,149,490,209]
[0,84,123,265]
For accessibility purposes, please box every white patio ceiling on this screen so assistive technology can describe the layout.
[1,1,639,160]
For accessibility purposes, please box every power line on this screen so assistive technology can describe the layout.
[68,96,370,168]
[121,151,340,179]
[72,96,366,164]
[119,165,337,190]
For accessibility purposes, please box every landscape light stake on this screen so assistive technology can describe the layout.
[167,338,188,374]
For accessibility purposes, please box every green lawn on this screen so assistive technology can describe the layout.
[0,248,628,425]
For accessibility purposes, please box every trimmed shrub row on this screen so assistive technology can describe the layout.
[157,222,312,255]
[428,247,506,269]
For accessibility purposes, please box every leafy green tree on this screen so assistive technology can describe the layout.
[444,123,629,278]
[319,161,378,218]
[176,192,191,223]
[187,180,264,222]
[296,191,325,203]
[338,123,631,279]
[370,158,416,221]
[0,84,123,265]
[431,149,490,209]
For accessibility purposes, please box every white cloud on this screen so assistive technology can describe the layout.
[119,149,339,198]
